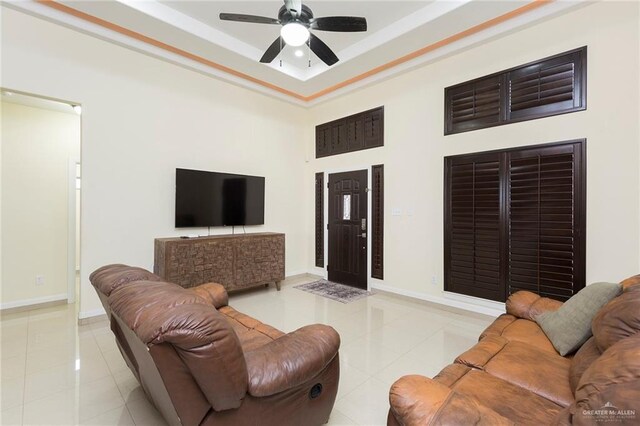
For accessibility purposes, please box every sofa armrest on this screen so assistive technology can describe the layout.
[244,324,340,397]
[505,290,563,321]
[190,283,228,308]
[389,375,513,425]
[621,274,640,292]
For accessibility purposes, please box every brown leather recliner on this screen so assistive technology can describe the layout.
[90,264,341,426]
[388,275,640,425]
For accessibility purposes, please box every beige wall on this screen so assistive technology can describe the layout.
[1,8,308,318]
[1,101,80,307]
[2,1,638,318]
[306,1,640,309]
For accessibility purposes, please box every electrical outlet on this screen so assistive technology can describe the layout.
[431,275,437,286]
[36,275,45,286]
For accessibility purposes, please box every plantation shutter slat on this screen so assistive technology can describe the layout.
[445,140,585,303]
[445,153,505,301]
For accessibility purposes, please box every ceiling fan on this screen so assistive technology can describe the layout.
[220,0,367,66]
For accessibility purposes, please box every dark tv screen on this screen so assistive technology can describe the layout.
[175,168,265,227]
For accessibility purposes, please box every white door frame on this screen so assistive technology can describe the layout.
[323,165,373,292]
[67,158,79,303]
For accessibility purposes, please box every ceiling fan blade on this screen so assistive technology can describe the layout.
[260,37,284,63]
[283,0,302,17]
[309,33,339,66]
[219,13,280,25]
[310,17,367,32]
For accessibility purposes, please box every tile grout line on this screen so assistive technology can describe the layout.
[20,309,32,425]
[19,306,113,413]
[332,408,360,426]
[91,319,141,424]
[89,319,133,420]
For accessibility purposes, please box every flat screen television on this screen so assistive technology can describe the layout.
[175,168,265,228]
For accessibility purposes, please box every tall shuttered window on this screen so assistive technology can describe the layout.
[445,47,586,135]
[371,165,384,279]
[507,143,585,300]
[315,172,324,268]
[445,153,504,301]
[444,140,585,302]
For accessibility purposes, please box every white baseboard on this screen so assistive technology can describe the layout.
[0,293,68,311]
[78,313,107,325]
[285,270,310,278]
[371,282,505,318]
[308,266,327,278]
[79,307,106,320]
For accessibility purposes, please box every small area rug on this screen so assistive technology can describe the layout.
[294,279,374,304]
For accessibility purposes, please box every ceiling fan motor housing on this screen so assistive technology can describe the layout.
[278,4,314,27]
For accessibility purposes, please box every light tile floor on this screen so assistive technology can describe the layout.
[0,275,495,425]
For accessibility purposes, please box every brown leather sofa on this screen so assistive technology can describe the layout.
[388,275,640,425]
[90,264,340,426]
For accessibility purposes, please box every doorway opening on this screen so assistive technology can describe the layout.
[0,89,82,313]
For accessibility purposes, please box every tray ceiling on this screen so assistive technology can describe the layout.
[4,0,586,105]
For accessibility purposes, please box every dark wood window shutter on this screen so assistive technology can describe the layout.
[331,120,348,155]
[444,139,585,302]
[445,153,504,301]
[316,125,331,158]
[507,141,585,300]
[445,47,586,135]
[372,165,384,279]
[316,107,383,158]
[364,107,384,149]
[446,76,502,135]
[315,172,324,268]
[347,115,364,151]
[507,48,586,121]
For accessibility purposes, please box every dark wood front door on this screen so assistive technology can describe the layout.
[328,170,368,289]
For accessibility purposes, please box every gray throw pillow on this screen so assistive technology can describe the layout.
[535,282,621,356]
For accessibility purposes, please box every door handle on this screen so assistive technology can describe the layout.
[360,232,367,238]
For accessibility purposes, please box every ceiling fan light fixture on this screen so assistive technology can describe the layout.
[281,22,309,47]
[221,1,367,66]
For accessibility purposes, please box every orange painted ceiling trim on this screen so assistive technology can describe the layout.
[36,0,306,101]
[37,0,552,103]
[306,0,553,101]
